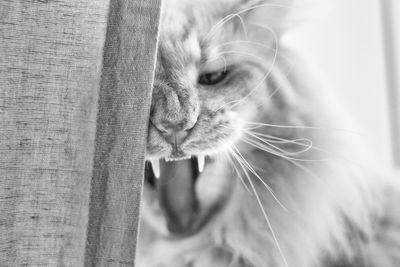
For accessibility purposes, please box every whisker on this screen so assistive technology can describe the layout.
[215,40,275,52]
[228,146,289,267]
[242,137,328,162]
[243,121,364,136]
[210,50,269,64]
[203,3,291,42]
[212,60,294,114]
[230,144,288,212]
[244,130,366,168]
[210,27,280,113]
[255,136,312,146]
[207,55,228,73]
[221,149,253,195]
[220,126,323,183]
[244,121,323,130]
[204,13,247,42]
[249,131,312,144]
[244,130,313,155]
[221,125,315,155]
[223,121,363,138]
[248,131,331,155]
[229,25,279,109]
[222,124,363,168]
[235,13,248,40]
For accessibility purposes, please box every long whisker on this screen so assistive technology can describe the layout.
[212,28,279,113]
[215,39,293,107]
[222,125,319,157]
[229,25,279,109]
[254,136,313,146]
[244,130,313,155]
[215,40,275,52]
[223,124,362,169]
[213,51,278,114]
[246,131,367,170]
[228,146,289,267]
[213,98,246,113]
[243,137,328,162]
[221,124,313,147]
[244,121,324,130]
[222,150,253,195]
[208,55,228,72]
[204,13,247,43]
[230,144,288,212]
[210,50,269,64]
[222,124,315,146]
[243,121,364,136]
[220,127,323,183]
[249,131,330,155]
[249,131,313,144]
[235,13,248,40]
[203,3,291,42]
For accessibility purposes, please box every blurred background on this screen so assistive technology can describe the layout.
[283,0,400,171]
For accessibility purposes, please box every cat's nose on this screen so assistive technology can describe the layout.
[150,83,200,147]
[153,118,196,145]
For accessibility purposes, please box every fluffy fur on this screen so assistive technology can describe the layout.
[138,1,400,266]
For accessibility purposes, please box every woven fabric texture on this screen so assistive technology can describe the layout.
[0,0,161,266]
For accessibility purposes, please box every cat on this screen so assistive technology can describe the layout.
[137,0,400,266]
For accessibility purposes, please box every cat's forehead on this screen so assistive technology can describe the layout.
[163,0,246,14]
[161,0,248,35]
[158,0,247,70]
[156,3,217,76]
[157,30,201,78]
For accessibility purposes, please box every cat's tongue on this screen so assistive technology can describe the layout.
[157,158,199,234]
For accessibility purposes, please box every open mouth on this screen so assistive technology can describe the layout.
[144,155,208,236]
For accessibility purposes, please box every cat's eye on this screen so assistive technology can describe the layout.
[198,70,230,85]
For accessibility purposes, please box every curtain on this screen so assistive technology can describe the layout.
[0,0,161,265]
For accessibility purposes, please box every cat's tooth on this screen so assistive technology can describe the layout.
[150,159,160,178]
[197,155,205,173]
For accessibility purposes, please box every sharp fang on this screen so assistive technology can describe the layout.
[197,155,205,173]
[150,159,160,178]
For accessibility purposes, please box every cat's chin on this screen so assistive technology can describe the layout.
[142,154,234,237]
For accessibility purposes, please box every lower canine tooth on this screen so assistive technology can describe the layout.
[197,155,205,173]
[150,159,160,178]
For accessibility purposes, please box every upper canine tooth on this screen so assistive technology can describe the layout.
[150,159,160,178]
[197,155,205,173]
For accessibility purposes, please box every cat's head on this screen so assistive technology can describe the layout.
[144,0,295,235]
[148,0,293,159]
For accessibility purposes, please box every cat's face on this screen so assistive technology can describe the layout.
[147,0,285,159]
[144,0,292,235]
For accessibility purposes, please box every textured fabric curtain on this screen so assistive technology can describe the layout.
[0,0,161,266]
